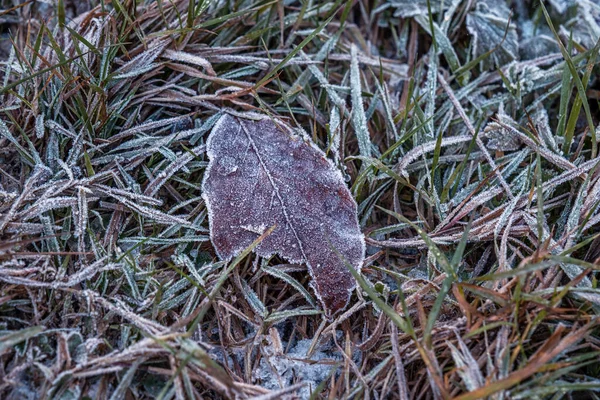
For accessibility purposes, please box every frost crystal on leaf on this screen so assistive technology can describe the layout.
[202,114,365,316]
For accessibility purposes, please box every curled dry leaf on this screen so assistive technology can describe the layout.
[202,114,365,317]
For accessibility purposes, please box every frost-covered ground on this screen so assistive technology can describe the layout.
[1,1,600,399]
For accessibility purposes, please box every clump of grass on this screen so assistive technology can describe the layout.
[1,0,600,398]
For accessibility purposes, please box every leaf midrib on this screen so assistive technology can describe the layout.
[237,117,311,266]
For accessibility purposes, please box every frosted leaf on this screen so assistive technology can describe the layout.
[202,114,365,316]
[466,0,519,70]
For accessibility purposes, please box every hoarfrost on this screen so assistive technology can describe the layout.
[350,44,372,159]
[466,0,519,70]
[254,338,340,398]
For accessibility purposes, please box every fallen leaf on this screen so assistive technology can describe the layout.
[202,114,365,316]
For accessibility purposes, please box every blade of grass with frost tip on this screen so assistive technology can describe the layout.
[240,278,267,318]
[351,163,376,199]
[540,0,597,157]
[0,326,45,354]
[265,309,322,323]
[535,153,544,243]
[411,100,429,141]
[83,151,95,177]
[566,162,598,243]
[560,35,578,152]
[377,206,454,277]
[121,256,141,301]
[350,43,372,159]
[254,4,340,90]
[396,75,417,125]
[42,25,70,74]
[375,78,400,141]
[7,90,34,110]
[431,120,443,192]
[262,265,317,307]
